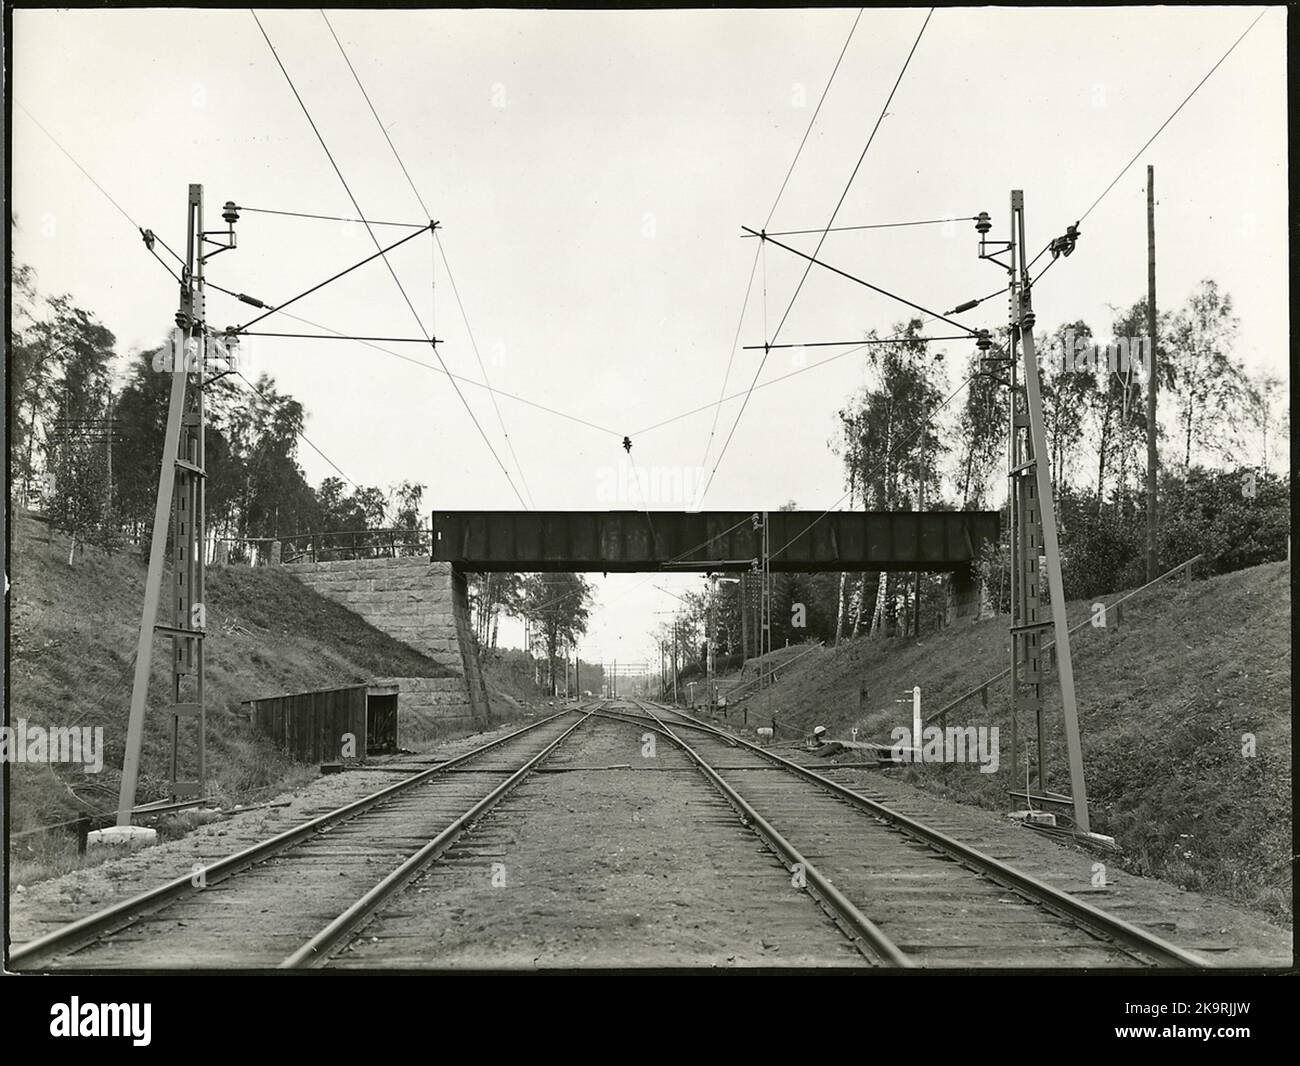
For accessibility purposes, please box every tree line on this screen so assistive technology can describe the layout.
[10,260,427,563]
[652,279,1288,679]
[10,258,598,693]
[11,259,1283,689]
[469,572,595,697]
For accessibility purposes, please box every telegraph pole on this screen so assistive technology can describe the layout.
[1146,165,1158,581]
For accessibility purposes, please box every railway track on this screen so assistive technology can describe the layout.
[11,697,1212,969]
[10,704,603,969]
[626,699,1210,968]
[322,709,869,968]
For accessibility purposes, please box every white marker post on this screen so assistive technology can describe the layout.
[912,686,922,764]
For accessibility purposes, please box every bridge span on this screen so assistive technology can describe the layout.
[430,510,1000,574]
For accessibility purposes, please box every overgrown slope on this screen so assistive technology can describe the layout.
[480,648,549,710]
[9,512,456,855]
[738,560,1291,923]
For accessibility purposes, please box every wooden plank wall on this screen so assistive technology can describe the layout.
[251,685,369,763]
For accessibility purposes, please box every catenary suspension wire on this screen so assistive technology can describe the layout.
[237,205,426,228]
[319,8,536,508]
[232,369,361,490]
[744,216,979,238]
[695,9,865,503]
[697,8,935,509]
[15,101,140,229]
[633,314,948,438]
[763,8,864,233]
[233,223,432,331]
[1078,7,1268,224]
[251,8,528,509]
[435,234,536,508]
[268,308,624,439]
[21,102,369,496]
[745,228,976,336]
[996,9,1269,303]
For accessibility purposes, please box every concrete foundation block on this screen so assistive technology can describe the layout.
[87,825,158,855]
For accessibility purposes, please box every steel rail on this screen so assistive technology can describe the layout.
[635,704,912,967]
[640,700,1211,968]
[281,705,603,968]
[9,708,583,967]
[585,707,739,746]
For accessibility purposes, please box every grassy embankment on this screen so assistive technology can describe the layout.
[9,512,535,884]
[733,560,1291,924]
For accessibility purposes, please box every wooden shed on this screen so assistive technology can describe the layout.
[247,683,399,763]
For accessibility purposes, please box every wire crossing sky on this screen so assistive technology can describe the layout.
[11,7,1288,659]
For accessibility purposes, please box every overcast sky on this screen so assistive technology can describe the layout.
[11,6,1288,663]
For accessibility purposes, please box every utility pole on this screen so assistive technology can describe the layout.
[117,185,237,826]
[752,511,771,687]
[104,391,114,516]
[978,201,1041,806]
[973,195,1090,834]
[706,573,716,707]
[914,411,925,637]
[1146,165,1158,581]
[672,625,678,704]
[1009,191,1090,834]
[739,571,751,660]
